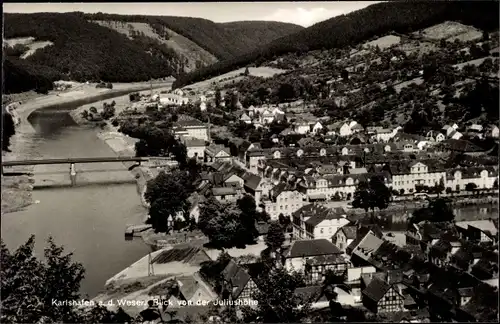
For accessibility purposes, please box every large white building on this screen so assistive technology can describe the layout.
[173,116,209,141]
[299,172,391,201]
[390,161,498,193]
[183,138,206,161]
[390,161,446,193]
[159,93,189,106]
[292,204,350,240]
[445,167,498,191]
[263,183,306,220]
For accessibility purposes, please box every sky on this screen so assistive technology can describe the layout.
[3,2,380,27]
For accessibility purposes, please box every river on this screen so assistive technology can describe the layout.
[377,205,499,231]
[1,101,151,298]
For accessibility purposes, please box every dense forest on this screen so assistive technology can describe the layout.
[173,1,500,88]
[3,12,180,94]
[84,13,303,60]
[3,12,302,94]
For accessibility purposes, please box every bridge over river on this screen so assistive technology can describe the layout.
[2,156,173,188]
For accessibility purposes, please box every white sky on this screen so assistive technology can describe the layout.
[3,2,380,27]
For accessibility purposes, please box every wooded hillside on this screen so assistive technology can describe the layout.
[84,13,303,60]
[173,1,499,88]
[3,12,302,94]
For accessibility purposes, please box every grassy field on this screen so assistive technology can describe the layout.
[185,67,288,91]
[363,35,401,50]
[418,21,481,40]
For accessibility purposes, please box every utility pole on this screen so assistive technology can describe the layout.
[148,252,154,276]
[150,78,153,97]
[207,114,211,143]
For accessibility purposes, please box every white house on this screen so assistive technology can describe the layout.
[489,125,499,138]
[332,225,358,253]
[159,94,189,106]
[292,204,350,240]
[284,239,347,281]
[260,110,275,124]
[449,130,463,140]
[263,183,306,221]
[272,107,285,116]
[339,122,353,137]
[443,123,459,137]
[240,113,252,124]
[294,121,311,135]
[199,101,207,111]
[446,167,498,191]
[312,121,324,134]
[174,117,208,141]
[183,138,206,161]
[205,144,232,163]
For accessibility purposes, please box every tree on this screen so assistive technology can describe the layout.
[446,187,453,194]
[237,195,259,243]
[244,67,250,76]
[243,268,312,323]
[410,198,455,223]
[265,221,285,252]
[494,179,498,189]
[198,198,243,249]
[340,69,349,80]
[1,236,129,323]
[101,105,116,120]
[2,111,16,152]
[465,182,478,193]
[435,176,445,197]
[278,83,296,102]
[215,89,222,108]
[352,175,392,214]
[145,170,193,233]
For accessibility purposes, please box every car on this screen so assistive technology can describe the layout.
[386,232,395,237]
[413,193,429,200]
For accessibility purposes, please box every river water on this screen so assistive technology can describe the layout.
[1,102,151,298]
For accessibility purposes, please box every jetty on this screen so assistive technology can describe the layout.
[125,224,152,237]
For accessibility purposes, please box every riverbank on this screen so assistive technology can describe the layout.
[68,87,172,209]
[1,81,172,215]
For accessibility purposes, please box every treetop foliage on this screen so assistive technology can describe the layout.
[1,236,129,323]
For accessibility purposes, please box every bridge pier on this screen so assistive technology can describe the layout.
[70,163,77,186]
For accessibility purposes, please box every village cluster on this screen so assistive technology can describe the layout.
[114,83,500,322]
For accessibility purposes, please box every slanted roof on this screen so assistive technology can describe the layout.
[341,226,358,240]
[353,232,384,260]
[184,138,206,147]
[294,286,328,303]
[212,187,237,196]
[362,276,392,302]
[222,260,252,299]
[292,204,346,227]
[242,173,262,191]
[287,239,342,258]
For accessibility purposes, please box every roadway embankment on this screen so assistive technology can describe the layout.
[2,81,172,215]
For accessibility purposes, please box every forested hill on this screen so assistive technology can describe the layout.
[83,13,303,60]
[219,21,304,55]
[173,0,500,88]
[3,12,302,94]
